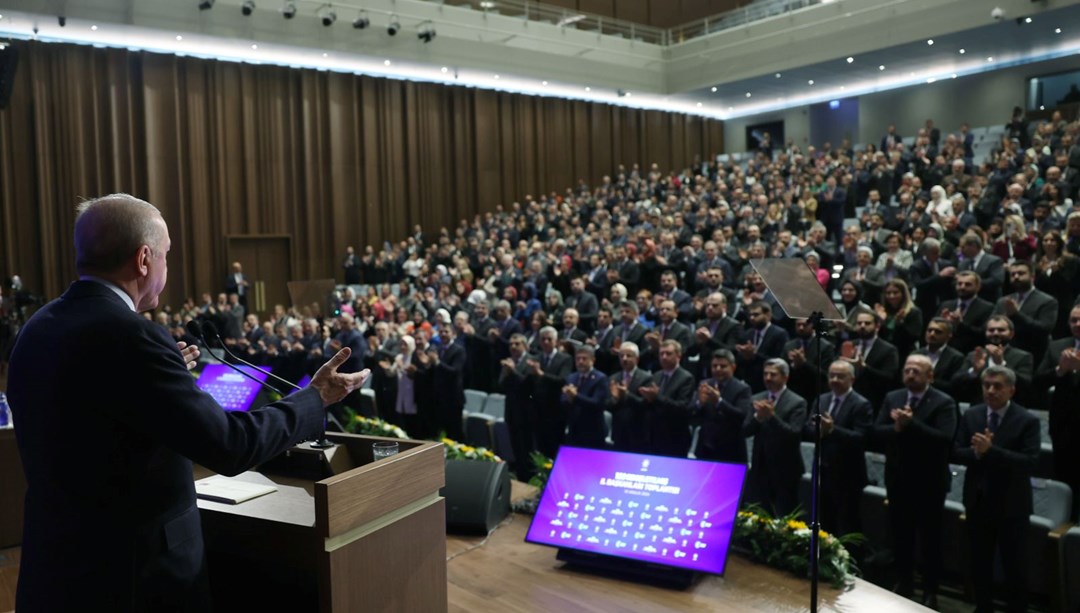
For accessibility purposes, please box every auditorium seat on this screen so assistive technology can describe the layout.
[941,465,967,578]
[864,452,886,487]
[483,393,506,420]
[1022,479,1074,600]
[1063,527,1080,612]
[859,485,891,565]
[464,413,496,449]
[1031,409,1051,444]
[1038,442,1055,480]
[464,389,488,415]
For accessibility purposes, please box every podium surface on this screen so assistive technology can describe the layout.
[196,433,446,612]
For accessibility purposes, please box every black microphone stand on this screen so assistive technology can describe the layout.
[186,321,283,396]
[807,310,828,613]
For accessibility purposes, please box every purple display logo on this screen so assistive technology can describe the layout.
[195,364,271,412]
[525,447,747,576]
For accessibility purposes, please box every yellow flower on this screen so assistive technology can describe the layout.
[819,530,830,540]
[786,520,808,531]
[543,462,553,470]
[441,438,454,445]
[462,445,475,453]
[483,450,494,458]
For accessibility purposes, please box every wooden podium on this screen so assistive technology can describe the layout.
[195,433,446,612]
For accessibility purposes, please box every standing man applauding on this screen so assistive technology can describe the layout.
[7,194,369,612]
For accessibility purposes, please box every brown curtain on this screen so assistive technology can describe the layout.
[0,41,723,308]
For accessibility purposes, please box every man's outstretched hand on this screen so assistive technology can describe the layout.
[311,348,371,407]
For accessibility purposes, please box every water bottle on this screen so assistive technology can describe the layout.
[0,392,9,428]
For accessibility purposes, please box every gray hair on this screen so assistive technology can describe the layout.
[75,193,166,275]
[981,365,1016,387]
[764,358,790,377]
[829,360,855,377]
[620,341,640,356]
[539,326,558,340]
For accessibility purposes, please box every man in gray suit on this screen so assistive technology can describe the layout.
[840,246,886,305]
[993,260,1057,363]
[743,358,808,517]
[607,341,654,453]
[564,275,599,334]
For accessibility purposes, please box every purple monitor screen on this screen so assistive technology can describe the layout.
[287,374,311,395]
[525,447,747,576]
[195,364,271,412]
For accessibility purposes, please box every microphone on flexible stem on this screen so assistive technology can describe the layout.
[185,320,284,396]
[200,321,335,449]
[201,321,301,392]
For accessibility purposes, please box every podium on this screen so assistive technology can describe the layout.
[195,432,447,612]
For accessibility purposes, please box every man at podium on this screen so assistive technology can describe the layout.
[7,193,370,613]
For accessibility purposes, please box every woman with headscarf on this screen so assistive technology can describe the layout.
[834,279,873,340]
[513,282,542,325]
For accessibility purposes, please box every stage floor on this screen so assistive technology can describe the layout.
[446,484,928,613]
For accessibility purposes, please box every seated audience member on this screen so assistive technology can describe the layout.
[742,358,807,517]
[692,349,752,463]
[952,366,1039,613]
[872,355,957,608]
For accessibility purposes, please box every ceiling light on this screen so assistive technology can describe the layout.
[198,0,215,10]
[251,44,258,49]
[711,86,717,92]
[480,1,496,9]
[846,57,854,63]
[320,7,336,27]
[282,2,296,19]
[384,59,391,66]
[624,92,631,97]
[986,56,993,62]
[584,86,590,92]
[241,1,255,16]
[175,35,183,40]
[840,86,846,90]
[441,66,448,73]
[879,65,885,71]
[1055,28,1062,34]
[1025,17,1032,24]
[1040,105,1045,110]
[745,92,751,98]
[696,102,702,107]
[808,79,814,85]
[959,48,966,54]
[387,15,401,35]
[418,22,436,43]
[951,73,957,79]
[775,73,781,78]
[91,25,98,31]
[322,52,328,57]
[493,74,499,79]
[728,107,734,112]
[927,39,934,45]
[352,12,370,29]
[541,81,548,86]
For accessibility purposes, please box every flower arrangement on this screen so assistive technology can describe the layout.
[733,506,861,589]
[442,437,501,462]
[342,409,410,440]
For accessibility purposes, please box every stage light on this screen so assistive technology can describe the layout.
[241,1,255,16]
[320,7,337,27]
[352,12,370,29]
[198,0,214,10]
[282,2,296,18]
[387,15,400,36]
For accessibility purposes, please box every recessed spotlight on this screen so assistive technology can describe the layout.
[951,73,957,79]
[1055,28,1062,34]
[959,48,966,54]
[927,39,934,45]
[840,86,846,90]
[480,1,496,8]
[696,102,702,108]
[91,25,98,31]
[1040,105,1045,110]
[909,71,915,76]
[541,81,548,86]
[879,65,885,71]
[927,78,936,84]
[384,60,392,66]
[846,57,854,63]
[728,107,734,112]
[775,73,781,78]
[322,52,328,57]
[493,74,499,79]
[745,92,751,98]
[1025,17,1032,24]
[441,66,448,73]
[808,79,814,85]
[986,56,993,62]
[584,86,590,92]
[711,86,717,92]
[251,44,258,49]
[624,92,631,97]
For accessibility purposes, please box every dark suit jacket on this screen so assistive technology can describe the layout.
[564,291,599,333]
[684,317,743,378]
[7,281,324,612]
[871,387,957,497]
[953,402,1040,519]
[640,367,696,457]
[909,257,956,317]
[1037,338,1080,458]
[743,388,808,511]
[499,355,533,425]
[950,345,1034,404]
[806,391,872,491]
[782,336,835,404]
[613,321,647,346]
[607,367,654,452]
[692,376,752,463]
[851,337,900,412]
[562,369,610,447]
[432,342,467,410]
[938,296,994,355]
[529,350,574,422]
[840,265,886,304]
[912,345,965,396]
[993,288,1058,361]
[967,253,1006,301]
[737,324,790,393]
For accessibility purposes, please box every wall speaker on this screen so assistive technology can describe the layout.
[441,460,510,535]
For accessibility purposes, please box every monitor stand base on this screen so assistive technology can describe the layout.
[556,548,697,590]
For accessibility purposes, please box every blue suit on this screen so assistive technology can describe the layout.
[562,369,610,448]
[7,281,325,612]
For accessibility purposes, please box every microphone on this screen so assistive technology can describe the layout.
[186,320,284,396]
[202,321,300,392]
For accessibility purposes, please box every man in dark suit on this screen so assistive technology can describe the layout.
[7,194,368,612]
[561,346,610,448]
[951,315,1035,405]
[953,366,1040,613]
[342,245,361,284]
[587,305,618,374]
[612,299,648,347]
[819,175,847,242]
[908,237,956,318]
[840,246,886,305]
[871,355,957,607]
[736,300,789,393]
[692,349,752,463]
[329,313,367,375]
[657,269,693,322]
[783,318,835,404]
[558,307,589,345]
[564,276,599,334]
[614,245,641,295]
[845,310,900,412]
[224,261,250,309]
[938,271,994,355]
[1036,304,1080,519]
[526,326,573,459]
[640,299,692,371]
[806,360,872,537]
[499,333,536,480]
[607,341,654,453]
[639,340,696,457]
[426,324,467,440]
[743,358,808,517]
[993,260,1058,362]
[957,233,1005,301]
[912,317,965,396]
[684,292,743,379]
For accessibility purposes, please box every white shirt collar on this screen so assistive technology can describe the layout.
[81,276,136,312]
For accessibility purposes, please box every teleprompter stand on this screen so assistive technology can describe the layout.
[749,258,844,613]
[556,548,697,589]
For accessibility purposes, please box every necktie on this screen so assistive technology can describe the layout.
[960,300,970,316]
[908,395,920,408]
[541,353,550,369]
[659,373,670,391]
[754,330,762,348]
[828,396,842,417]
[768,392,777,404]
[989,411,1001,433]
[661,325,668,340]
[624,371,632,385]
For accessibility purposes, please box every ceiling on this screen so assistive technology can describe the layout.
[0,0,1078,119]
